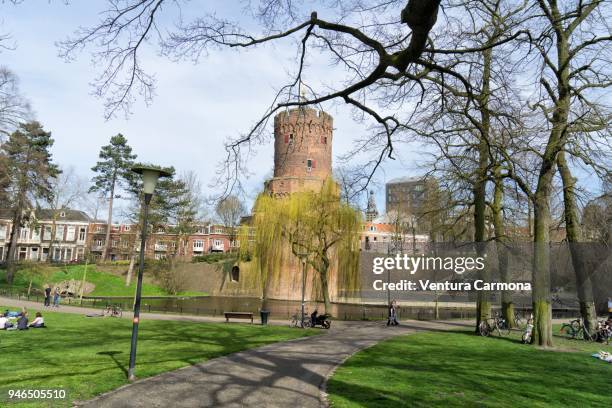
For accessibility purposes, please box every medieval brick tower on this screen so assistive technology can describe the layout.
[265,107,333,196]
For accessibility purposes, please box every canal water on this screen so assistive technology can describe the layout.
[80,295,486,321]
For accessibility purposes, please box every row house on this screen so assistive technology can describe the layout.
[87,222,238,261]
[0,208,90,262]
[361,215,429,253]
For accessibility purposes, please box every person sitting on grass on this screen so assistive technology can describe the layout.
[0,312,13,330]
[16,312,29,330]
[29,312,45,328]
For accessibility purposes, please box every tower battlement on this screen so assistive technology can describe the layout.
[266,107,333,196]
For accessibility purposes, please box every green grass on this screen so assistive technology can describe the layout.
[0,307,317,407]
[0,265,206,297]
[328,327,611,408]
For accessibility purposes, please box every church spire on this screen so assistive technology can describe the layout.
[365,190,378,222]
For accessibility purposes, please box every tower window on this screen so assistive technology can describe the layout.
[321,136,328,144]
[307,159,315,171]
[284,133,294,144]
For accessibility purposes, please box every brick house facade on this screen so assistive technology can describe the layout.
[0,208,90,262]
[87,222,237,261]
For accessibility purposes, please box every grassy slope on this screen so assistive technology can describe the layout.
[328,327,611,408]
[0,308,317,407]
[0,265,205,297]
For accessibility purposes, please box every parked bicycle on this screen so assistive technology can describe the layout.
[560,317,595,341]
[103,304,123,318]
[478,312,511,337]
[289,310,308,328]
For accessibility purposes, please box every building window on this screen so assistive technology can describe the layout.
[55,225,65,241]
[96,225,103,232]
[0,224,6,239]
[19,227,29,240]
[193,240,204,249]
[43,226,52,240]
[124,225,131,231]
[215,227,223,234]
[78,227,86,241]
[60,211,66,218]
[112,239,119,248]
[66,226,76,241]
[95,239,104,247]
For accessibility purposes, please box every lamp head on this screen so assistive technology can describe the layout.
[131,165,172,195]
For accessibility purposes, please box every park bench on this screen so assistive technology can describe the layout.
[224,312,254,324]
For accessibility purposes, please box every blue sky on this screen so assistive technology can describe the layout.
[0,1,604,219]
[1,1,424,216]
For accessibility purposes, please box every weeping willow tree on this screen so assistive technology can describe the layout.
[240,178,362,314]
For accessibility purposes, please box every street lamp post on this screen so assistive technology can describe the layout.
[296,252,308,328]
[127,165,171,382]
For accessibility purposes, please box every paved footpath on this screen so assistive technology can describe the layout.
[78,321,438,408]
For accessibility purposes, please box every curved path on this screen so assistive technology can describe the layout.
[80,322,427,408]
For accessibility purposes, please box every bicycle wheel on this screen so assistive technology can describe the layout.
[560,323,575,338]
[498,320,511,336]
[514,315,525,329]
[580,326,594,342]
[478,321,490,337]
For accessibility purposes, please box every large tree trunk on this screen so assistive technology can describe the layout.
[102,177,116,261]
[492,167,515,327]
[318,256,332,315]
[557,151,597,333]
[47,216,58,263]
[5,209,22,285]
[532,162,555,347]
[474,44,493,333]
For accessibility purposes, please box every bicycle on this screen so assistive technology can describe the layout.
[479,313,511,337]
[513,311,527,329]
[289,310,307,328]
[560,317,594,341]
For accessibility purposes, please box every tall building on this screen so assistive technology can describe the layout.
[385,176,428,214]
[265,107,333,196]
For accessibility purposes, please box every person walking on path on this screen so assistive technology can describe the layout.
[53,287,61,308]
[387,300,399,326]
[44,284,51,307]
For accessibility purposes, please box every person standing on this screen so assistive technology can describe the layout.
[387,300,399,326]
[44,284,51,307]
[53,287,61,308]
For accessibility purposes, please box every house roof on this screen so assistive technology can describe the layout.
[0,208,91,223]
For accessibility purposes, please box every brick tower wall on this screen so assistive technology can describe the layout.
[267,108,333,196]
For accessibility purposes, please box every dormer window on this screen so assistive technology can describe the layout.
[60,211,66,218]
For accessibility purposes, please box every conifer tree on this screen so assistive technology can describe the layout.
[89,134,136,261]
[2,121,59,284]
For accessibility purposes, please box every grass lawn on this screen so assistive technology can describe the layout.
[328,326,611,408]
[0,265,206,297]
[0,307,317,407]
